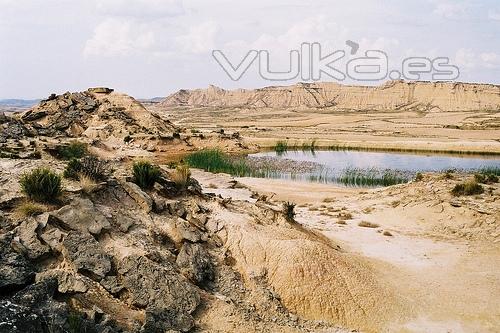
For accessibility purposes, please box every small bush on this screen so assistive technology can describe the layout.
[171,164,191,189]
[20,168,62,202]
[474,173,498,184]
[57,141,87,160]
[80,156,108,181]
[283,201,296,221]
[14,201,46,218]
[451,180,484,196]
[63,158,82,180]
[414,172,424,182]
[133,161,161,189]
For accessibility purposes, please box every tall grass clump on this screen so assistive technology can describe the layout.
[133,161,161,190]
[274,141,288,154]
[185,149,251,176]
[57,141,87,160]
[20,168,62,203]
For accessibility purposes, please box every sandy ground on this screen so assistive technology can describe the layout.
[193,170,500,333]
[148,105,500,154]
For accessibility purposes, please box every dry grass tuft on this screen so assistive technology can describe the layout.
[171,164,191,189]
[79,174,100,194]
[14,201,47,219]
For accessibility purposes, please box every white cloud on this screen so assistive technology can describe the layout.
[84,18,156,57]
[455,48,477,69]
[95,0,184,18]
[488,9,500,21]
[480,52,500,69]
[430,0,468,19]
[175,21,218,54]
[455,49,500,70]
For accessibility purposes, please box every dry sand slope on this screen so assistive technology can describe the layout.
[194,170,500,333]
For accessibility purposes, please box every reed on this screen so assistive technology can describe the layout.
[185,149,252,176]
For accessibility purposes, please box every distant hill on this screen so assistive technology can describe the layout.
[162,81,500,112]
[0,99,40,108]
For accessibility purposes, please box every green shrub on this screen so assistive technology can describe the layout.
[63,158,82,180]
[20,168,62,202]
[283,201,296,221]
[80,156,108,181]
[133,161,161,189]
[57,141,87,160]
[451,180,484,196]
[414,172,424,182]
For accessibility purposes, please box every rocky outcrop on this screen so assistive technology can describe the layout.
[17,88,179,140]
[162,80,500,111]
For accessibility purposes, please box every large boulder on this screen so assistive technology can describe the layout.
[118,255,200,332]
[49,198,111,236]
[62,232,112,281]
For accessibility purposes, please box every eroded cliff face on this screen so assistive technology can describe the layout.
[162,81,500,111]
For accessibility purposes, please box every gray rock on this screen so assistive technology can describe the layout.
[88,87,114,94]
[142,308,194,333]
[49,198,111,235]
[63,232,112,281]
[176,243,214,286]
[14,218,50,260]
[100,276,124,294]
[0,235,34,290]
[36,269,89,293]
[118,255,200,331]
[120,181,153,213]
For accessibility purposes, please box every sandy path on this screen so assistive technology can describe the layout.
[193,170,500,332]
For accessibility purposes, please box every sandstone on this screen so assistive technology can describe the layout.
[163,81,500,112]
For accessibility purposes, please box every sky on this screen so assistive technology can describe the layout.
[1,0,500,99]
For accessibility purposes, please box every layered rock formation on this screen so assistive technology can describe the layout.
[162,81,500,111]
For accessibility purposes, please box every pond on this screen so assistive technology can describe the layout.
[248,150,500,187]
